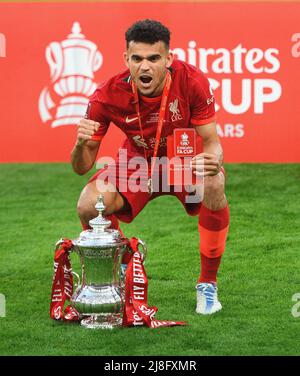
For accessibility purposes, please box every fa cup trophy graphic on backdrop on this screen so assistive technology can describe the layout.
[39,22,102,128]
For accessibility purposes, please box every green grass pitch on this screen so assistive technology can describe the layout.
[0,163,300,355]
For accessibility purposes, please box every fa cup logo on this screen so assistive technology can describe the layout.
[39,22,102,128]
[180,132,189,146]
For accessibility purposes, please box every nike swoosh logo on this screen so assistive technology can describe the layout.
[125,116,139,123]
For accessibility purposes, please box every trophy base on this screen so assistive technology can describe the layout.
[80,314,122,330]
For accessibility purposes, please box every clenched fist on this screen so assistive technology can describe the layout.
[76,119,100,146]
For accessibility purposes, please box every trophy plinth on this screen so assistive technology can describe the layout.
[71,195,127,329]
[81,314,122,330]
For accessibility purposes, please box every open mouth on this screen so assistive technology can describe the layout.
[139,75,153,87]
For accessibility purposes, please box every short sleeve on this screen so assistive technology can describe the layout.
[85,91,110,142]
[189,72,216,126]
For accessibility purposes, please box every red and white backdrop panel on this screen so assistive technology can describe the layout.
[0,2,299,163]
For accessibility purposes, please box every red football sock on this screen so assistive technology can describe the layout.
[199,254,222,283]
[198,204,230,284]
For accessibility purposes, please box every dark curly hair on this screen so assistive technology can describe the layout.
[125,19,171,49]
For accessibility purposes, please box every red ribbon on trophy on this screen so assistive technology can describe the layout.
[50,237,186,327]
[122,238,186,328]
[50,239,80,321]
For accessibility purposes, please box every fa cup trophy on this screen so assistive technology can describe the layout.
[70,195,146,329]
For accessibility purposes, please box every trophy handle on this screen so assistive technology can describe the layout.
[137,239,147,263]
[72,271,81,288]
[55,238,64,249]
[55,239,80,287]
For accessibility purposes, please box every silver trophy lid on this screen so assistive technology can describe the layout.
[73,195,125,248]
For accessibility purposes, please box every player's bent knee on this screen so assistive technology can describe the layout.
[204,175,224,197]
[77,198,96,220]
[77,188,124,220]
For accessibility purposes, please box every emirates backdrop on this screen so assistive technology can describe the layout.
[0,2,299,163]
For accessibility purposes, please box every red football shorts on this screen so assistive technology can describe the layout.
[88,159,225,223]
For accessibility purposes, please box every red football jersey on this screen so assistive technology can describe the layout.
[86,59,215,159]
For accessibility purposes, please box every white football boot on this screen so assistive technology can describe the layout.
[196,282,222,315]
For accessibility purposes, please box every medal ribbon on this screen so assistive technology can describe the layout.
[131,71,172,187]
[122,237,186,328]
[50,239,80,321]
